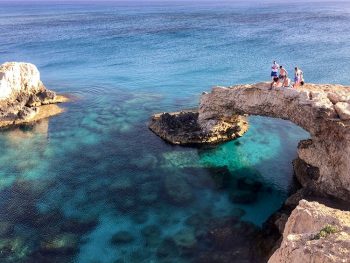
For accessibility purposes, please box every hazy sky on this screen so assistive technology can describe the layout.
[0,0,342,2]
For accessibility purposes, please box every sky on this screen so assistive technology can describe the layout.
[0,0,343,2]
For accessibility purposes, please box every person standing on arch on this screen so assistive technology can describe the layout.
[271,61,279,80]
[279,65,288,81]
[270,61,280,89]
[293,66,304,88]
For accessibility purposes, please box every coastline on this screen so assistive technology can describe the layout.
[150,82,350,262]
[2,1,350,262]
[0,94,70,129]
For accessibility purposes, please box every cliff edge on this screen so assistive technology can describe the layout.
[269,200,350,263]
[0,62,68,128]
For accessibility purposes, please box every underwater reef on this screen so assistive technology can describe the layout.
[1,62,349,262]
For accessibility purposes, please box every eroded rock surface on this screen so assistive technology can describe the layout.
[0,62,68,128]
[149,110,248,145]
[198,82,350,201]
[269,200,350,263]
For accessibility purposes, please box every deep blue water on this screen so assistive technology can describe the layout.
[0,1,349,262]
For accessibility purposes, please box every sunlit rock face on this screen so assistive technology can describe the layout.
[0,62,67,128]
[268,200,350,263]
[198,82,350,201]
[0,62,44,100]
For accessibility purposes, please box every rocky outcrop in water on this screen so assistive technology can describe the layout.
[269,200,350,263]
[0,62,68,128]
[149,110,248,145]
[198,82,350,202]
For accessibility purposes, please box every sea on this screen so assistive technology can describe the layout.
[0,1,349,262]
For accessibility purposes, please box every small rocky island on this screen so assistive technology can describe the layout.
[150,82,350,262]
[0,62,68,128]
[149,110,248,144]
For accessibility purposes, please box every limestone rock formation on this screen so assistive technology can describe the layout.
[149,110,248,145]
[198,82,350,201]
[0,62,68,128]
[269,200,350,263]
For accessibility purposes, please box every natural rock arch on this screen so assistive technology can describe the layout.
[198,82,350,201]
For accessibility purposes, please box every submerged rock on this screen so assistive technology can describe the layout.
[0,62,68,128]
[141,225,162,247]
[196,217,261,262]
[109,176,134,194]
[181,167,213,189]
[229,190,258,205]
[172,228,197,250]
[156,238,180,259]
[185,212,212,230]
[138,181,160,205]
[0,237,31,262]
[230,207,246,219]
[60,217,98,234]
[115,195,137,212]
[162,150,201,168]
[111,231,135,245]
[149,110,248,145]
[207,166,232,189]
[39,233,79,255]
[164,173,194,205]
[130,154,158,170]
[237,177,263,192]
[0,222,14,237]
[1,182,41,226]
[130,210,149,225]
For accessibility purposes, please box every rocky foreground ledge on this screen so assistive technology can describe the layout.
[269,199,350,263]
[0,62,68,128]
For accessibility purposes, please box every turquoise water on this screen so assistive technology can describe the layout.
[0,1,349,262]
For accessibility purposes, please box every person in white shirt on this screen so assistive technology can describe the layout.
[271,61,279,80]
[270,61,280,89]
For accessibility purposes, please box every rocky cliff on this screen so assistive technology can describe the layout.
[198,82,350,202]
[0,62,67,128]
[269,200,350,263]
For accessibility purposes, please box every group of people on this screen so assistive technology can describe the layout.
[270,61,304,89]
